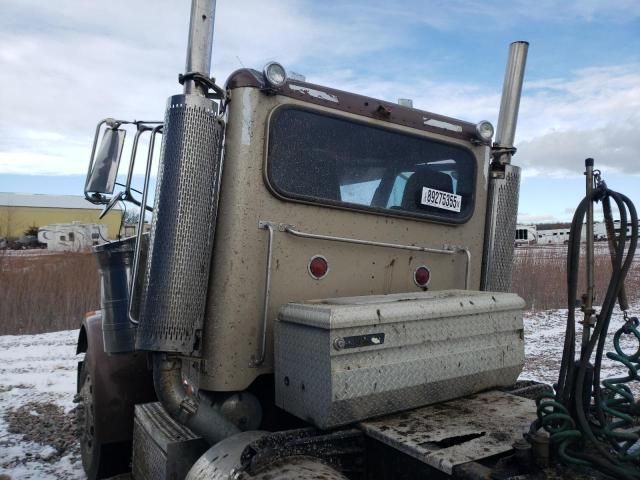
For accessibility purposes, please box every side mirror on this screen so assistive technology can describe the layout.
[85,126,126,197]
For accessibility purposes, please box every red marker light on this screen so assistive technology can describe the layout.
[308,255,329,279]
[414,266,431,287]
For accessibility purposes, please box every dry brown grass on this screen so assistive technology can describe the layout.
[0,242,637,335]
[511,244,640,311]
[0,251,100,335]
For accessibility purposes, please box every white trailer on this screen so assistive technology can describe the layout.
[515,224,537,245]
[38,222,108,251]
[537,227,571,244]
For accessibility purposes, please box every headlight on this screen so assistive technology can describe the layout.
[263,62,287,88]
[475,120,494,143]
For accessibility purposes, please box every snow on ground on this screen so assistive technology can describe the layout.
[0,329,84,480]
[1,303,640,479]
[522,303,640,391]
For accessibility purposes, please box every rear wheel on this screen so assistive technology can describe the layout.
[77,359,130,479]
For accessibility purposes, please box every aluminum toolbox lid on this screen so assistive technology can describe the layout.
[278,289,525,330]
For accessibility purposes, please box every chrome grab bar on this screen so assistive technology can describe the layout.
[252,222,276,366]
[123,124,161,212]
[128,125,163,325]
[253,221,472,366]
[283,224,471,289]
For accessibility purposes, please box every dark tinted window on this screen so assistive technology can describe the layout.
[267,107,476,222]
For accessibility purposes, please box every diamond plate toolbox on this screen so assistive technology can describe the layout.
[274,290,525,429]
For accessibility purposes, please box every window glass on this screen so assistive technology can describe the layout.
[267,108,476,222]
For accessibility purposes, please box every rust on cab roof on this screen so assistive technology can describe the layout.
[225,68,478,142]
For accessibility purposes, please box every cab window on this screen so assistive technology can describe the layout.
[267,107,476,223]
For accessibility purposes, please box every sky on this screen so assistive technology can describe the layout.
[0,0,638,224]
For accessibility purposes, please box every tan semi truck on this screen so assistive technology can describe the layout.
[75,1,640,479]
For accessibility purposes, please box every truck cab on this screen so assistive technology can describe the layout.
[77,3,532,478]
[202,68,491,391]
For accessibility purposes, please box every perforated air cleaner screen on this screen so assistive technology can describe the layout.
[137,94,223,354]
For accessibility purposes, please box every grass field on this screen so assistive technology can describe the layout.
[511,243,640,311]
[0,251,99,335]
[1,243,638,335]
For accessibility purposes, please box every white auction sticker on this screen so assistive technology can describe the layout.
[420,187,462,212]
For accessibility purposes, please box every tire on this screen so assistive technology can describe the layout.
[77,358,130,479]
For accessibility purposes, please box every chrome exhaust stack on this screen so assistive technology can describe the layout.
[136,0,222,354]
[183,0,216,96]
[133,0,248,445]
[494,41,529,166]
[481,41,529,292]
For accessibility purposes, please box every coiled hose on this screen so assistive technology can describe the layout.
[535,177,639,479]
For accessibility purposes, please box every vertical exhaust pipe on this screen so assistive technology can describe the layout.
[494,41,529,165]
[481,41,529,292]
[135,0,244,445]
[137,0,222,354]
[184,0,216,96]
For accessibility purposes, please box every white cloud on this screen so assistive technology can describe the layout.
[517,213,559,224]
[365,65,639,177]
[0,151,81,176]
[334,0,640,31]
[0,0,638,185]
[516,64,640,175]
[0,0,402,178]
[313,62,640,179]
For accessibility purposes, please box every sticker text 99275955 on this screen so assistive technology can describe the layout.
[420,187,462,213]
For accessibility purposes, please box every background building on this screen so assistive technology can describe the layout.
[0,192,122,240]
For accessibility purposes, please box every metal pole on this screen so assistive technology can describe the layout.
[582,158,595,348]
[184,0,216,96]
[494,41,529,165]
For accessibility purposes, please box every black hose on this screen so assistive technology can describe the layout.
[540,178,640,479]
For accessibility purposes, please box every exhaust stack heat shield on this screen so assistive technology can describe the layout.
[137,94,223,354]
[481,164,521,292]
